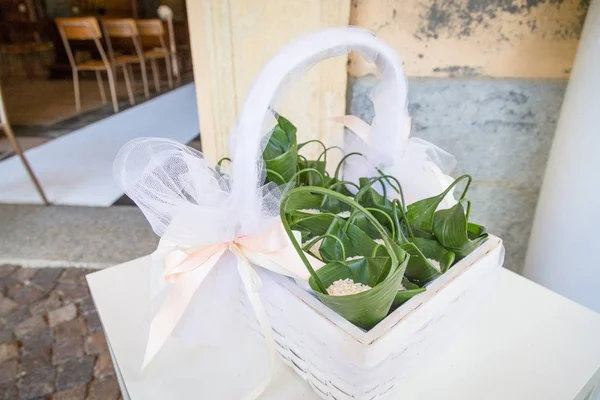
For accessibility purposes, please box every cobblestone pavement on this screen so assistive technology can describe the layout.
[0,265,122,400]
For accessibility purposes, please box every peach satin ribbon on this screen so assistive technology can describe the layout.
[143,223,321,399]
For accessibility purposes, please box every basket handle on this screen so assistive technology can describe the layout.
[230,27,409,202]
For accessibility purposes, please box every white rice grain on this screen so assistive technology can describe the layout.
[327,278,371,296]
[427,258,443,272]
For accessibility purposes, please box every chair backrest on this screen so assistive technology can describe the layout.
[102,18,138,38]
[136,19,165,37]
[55,17,109,70]
[102,19,144,64]
[55,17,102,40]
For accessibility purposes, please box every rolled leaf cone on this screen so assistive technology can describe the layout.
[309,256,409,330]
[281,186,408,312]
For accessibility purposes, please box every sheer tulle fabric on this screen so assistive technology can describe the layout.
[112,26,458,396]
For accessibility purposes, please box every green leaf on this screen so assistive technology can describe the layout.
[308,256,409,330]
[263,115,298,183]
[319,192,351,214]
[406,175,471,238]
[467,222,487,239]
[281,186,407,294]
[265,145,298,183]
[391,278,426,310]
[346,256,392,287]
[319,217,377,262]
[400,242,442,286]
[298,160,327,186]
[283,192,324,212]
[349,212,385,240]
[289,213,336,238]
[432,200,488,259]
[263,116,297,159]
[413,237,456,273]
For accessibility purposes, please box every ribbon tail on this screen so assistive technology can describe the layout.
[245,246,324,282]
[239,227,324,281]
[330,115,372,143]
[142,247,227,369]
[234,249,278,400]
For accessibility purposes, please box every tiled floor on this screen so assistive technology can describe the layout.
[0,265,121,400]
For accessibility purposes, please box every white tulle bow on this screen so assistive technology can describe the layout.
[113,137,323,399]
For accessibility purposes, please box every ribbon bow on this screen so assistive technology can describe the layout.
[143,220,321,398]
[112,137,324,399]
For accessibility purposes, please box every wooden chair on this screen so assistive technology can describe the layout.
[55,17,119,113]
[136,19,173,93]
[101,18,150,104]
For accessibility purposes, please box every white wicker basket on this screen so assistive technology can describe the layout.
[243,236,504,400]
[228,27,506,400]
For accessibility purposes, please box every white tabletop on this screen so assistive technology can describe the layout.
[88,256,600,400]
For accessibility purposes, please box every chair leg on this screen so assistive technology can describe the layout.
[122,65,135,106]
[164,56,173,89]
[72,69,81,113]
[112,66,118,89]
[126,64,135,93]
[2,124,49,204]
[95,70,107,104]
[150,58,160,93]
[106,68,119,113]
[171,53,181,84]
[139,60,150,99]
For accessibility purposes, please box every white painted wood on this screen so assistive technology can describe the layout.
[88,247,600,400]
[0,84,199,206]
[244,237,503,398]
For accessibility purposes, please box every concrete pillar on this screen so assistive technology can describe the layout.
[523,0,600,312]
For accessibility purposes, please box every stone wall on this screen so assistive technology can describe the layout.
[348,77,566,271]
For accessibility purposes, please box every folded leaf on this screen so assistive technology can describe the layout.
[391,278,426,310]
[406,175,471,238]
[263,115,298,183]
[284,192,324,211]
[289,213,337,238]
[345,256,392,287]
[319,192,351,214]
[400,242,442,286]
[298,159,327,187]
[350,213,388,241]
[263,115,296,159]
[433,200,488,259]
[413,237,456,273]
[319,217,377,262]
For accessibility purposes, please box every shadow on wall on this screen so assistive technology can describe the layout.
[347,76,566,272]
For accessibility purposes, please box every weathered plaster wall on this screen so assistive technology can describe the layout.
[349,77,566,271]
[350,0,589,77]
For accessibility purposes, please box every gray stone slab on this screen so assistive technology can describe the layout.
[348,77,567,272]
[0,205,157,268]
